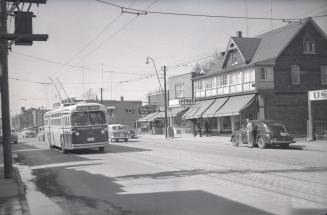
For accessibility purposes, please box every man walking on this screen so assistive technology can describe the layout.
[246,118,254,148]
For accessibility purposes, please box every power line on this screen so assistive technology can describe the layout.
[11,50,152,76]
[59,0,159,77]
[55,0,141,77]
[97,0,326,21]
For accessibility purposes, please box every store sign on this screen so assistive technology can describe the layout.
[179,97,196,107]
[309,89,327,101]
[138,105,157,114]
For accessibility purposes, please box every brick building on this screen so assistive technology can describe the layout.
[12,107,49,131]
[173,18,327,136]
[88,98,142,129]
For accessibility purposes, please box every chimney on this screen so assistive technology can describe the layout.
[236,31,242,37]
[120,96,124,101]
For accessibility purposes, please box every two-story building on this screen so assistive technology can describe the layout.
[184,18,327,135]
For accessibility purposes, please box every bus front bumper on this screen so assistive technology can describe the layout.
[71,142,109,149]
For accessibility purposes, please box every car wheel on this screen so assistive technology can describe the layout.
[257,137,267,149]
[281,143,289,148]
[124,139,128,142]
[115,139,118,142]
[99,147,105,152]
[231,136,239,146]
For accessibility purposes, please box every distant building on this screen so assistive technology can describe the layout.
[12,107,49,131]
[87,97,142,129]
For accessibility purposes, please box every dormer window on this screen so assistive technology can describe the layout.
[303,34,316,54]
[303,41,316,54]
[231,51,237,65]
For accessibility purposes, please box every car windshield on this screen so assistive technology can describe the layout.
[72,111,106,126]
[112,126,125,130]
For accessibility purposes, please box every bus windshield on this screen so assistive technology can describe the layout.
[89,111,106,125]
[72,111,106,126]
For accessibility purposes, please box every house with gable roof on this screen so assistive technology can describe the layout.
[183,18,327,135]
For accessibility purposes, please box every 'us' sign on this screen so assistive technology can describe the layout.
[309,89,327,101]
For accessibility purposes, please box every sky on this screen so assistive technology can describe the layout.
[7,0,327,114]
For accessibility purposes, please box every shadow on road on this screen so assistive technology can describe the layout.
[31,166,275,215]
[113,167,327,181]
[73,144,151,155]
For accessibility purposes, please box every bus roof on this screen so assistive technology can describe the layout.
[45,102,106,116]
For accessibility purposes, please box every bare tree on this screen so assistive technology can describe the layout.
[82,88,97,100]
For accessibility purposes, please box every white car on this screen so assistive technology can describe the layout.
[108,124,130,142]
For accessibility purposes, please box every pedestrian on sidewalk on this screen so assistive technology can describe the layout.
[246,118,254,148]
[196,120,202,137]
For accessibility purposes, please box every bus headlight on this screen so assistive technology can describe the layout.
[75,132,80,136]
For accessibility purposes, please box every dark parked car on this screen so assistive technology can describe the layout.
[230,120,295,149]
[0,129,18,144]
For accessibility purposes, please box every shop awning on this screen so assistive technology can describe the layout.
[138,112,160,122]
[182,104,200,120]
[215,94,256,116]
[202,97,229,118]
[182,100,214,119]
[168,107,187,117]
[192,99,215,118]
[148,112,165,121]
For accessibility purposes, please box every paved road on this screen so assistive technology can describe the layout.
[12,136,327,215]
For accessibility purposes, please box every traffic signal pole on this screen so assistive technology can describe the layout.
[1,0,13,179]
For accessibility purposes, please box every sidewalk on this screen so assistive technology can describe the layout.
[138,132,327,145]
[138,132,231,144]
[0,145,30,215]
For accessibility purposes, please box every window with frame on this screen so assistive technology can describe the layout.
[291,65,300,85]
[303,40,316,54]
[231,51,237,64]
[260,67,268,80]
[175,84,184,98]
[321,65,327,85]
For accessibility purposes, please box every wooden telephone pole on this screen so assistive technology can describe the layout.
[0,0,48,178]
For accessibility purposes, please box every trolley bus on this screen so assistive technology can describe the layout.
[44,102,109,153]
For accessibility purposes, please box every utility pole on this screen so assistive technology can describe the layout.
[162,65,168,139]
[100,87,103,104]
[1,0,12,178]
[1,0,47,179]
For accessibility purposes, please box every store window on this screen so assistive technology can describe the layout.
[291,65,300,85]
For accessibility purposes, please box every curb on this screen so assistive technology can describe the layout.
[13,165,31,215]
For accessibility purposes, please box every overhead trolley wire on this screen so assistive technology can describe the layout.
[11,50,152,76]
[96,0,327,21]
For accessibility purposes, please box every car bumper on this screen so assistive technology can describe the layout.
[270,140,295,144]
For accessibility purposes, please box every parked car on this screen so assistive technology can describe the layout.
[22,128,37,138]
[230,120,295,149]
[37,126,46,141]
[0,129,18,144]
[108,124,130,142]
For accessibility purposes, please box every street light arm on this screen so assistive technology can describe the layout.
[145,57,163,94]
